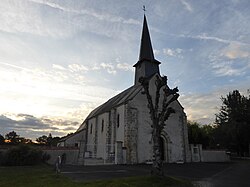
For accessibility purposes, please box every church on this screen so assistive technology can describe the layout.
[58,15,190,165]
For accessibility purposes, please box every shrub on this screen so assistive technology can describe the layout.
[0,151,7,166]
[41,152,51,162]
[5,144,43,166]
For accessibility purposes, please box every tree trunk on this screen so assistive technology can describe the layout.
[151,127,164,176]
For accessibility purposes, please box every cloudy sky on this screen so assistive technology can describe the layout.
[0,0,250,140]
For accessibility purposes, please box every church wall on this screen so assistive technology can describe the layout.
[110,109,116,152]
[128,91,153,163]
[85,108,125,160]
[124,103,138,164]
[86,117,96,157]
[116,105,125,144]
[164,108,185,162]
[96,113,109,158]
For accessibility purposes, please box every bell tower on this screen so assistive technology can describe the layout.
[134,15,161,85]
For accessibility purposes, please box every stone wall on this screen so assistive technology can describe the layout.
[189,144,230,162]
[202,150,230,162]
[124,105,138,164]
[43,148,79,165]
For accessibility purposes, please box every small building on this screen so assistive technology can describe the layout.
[58,15,190,165]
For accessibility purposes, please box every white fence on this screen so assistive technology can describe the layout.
[202,150,230,162]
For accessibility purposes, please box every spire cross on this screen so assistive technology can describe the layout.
[143,5,146,13]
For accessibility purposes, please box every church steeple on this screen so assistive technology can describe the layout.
[134,15,161,85]
[139,15,155,61]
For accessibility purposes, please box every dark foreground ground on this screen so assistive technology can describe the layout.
[61,159,250,187]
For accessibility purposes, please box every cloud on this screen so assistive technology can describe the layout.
[0,0,72,38]
[53,61,133,76]
[180,93,219,124]
[210,60,244,77]
[180,0,193,12]
[178,33,250,47]
[68,63,89,72]
[116,63,133,71]
[163,48,183,58]
[0,0,140,39]
[0,113,79,140]
[0,61,120,122]
[29,0,140,25]
[94,61,135,74]
[100,63,117,74]
[52,64,66,70]
[208,43,250,77]
[153,49,161,55]
[195,34,231,44]
[0,61,33,72]
[221,42,250,59]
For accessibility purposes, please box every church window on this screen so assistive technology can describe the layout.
[101,119,104,132]
[117,114,120,128]
[90,123,93,134]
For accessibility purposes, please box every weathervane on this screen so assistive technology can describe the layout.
[143,5,146,14]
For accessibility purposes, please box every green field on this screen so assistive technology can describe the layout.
[0,165,193,187]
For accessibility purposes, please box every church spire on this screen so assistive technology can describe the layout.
[138,15,155,62]
[133,15,161,85]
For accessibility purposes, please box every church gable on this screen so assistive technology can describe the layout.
[125,73,186,163]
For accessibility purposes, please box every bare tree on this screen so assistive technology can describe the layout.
[139,75,179,176]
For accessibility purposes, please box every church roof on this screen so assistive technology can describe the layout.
[134,15,161,67]
[84,85,143,120]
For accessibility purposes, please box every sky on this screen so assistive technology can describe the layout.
[0,0,250,140]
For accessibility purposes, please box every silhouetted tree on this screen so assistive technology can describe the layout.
[202,124,217,149]
[36,135,48,145]
[215,90,250,156]
[19,137,33,144]
[5,131,20,144]
[47,133,53,146]
[139,75,179,176]
[187,121,216,149]
[36,133,59,146]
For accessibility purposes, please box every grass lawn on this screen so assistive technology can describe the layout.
[0,165,193,187]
